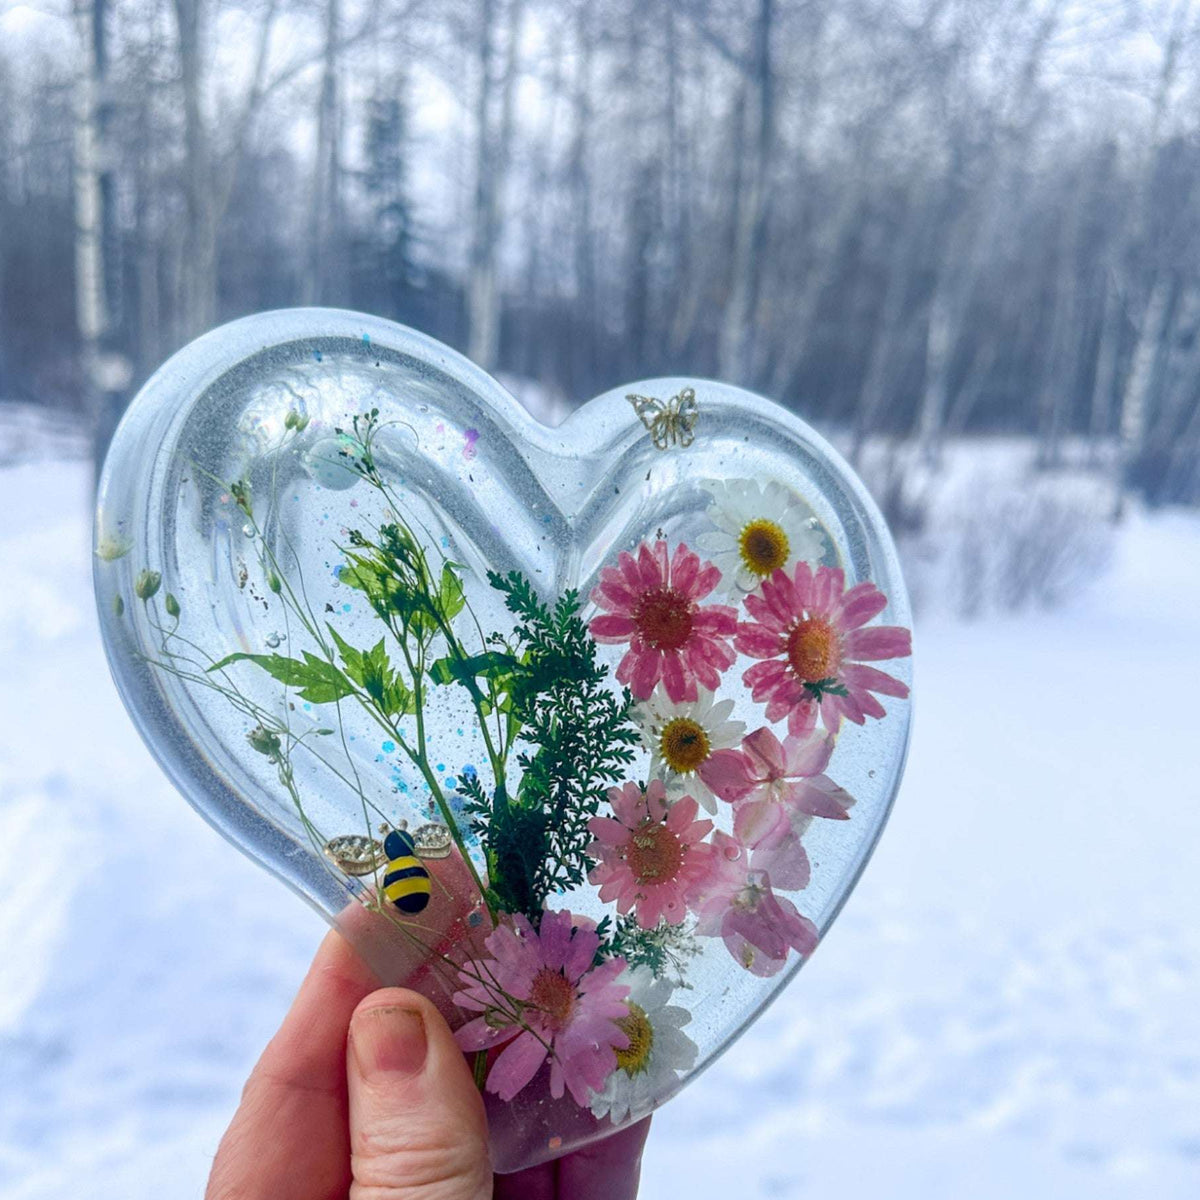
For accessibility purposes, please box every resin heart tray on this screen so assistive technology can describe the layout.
[93,309,912,1172]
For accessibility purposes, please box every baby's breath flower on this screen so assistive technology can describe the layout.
[247,724,282,760]
[134,569,161,601]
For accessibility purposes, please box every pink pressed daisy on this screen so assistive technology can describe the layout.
[703,726,852,890]
[588,779,714,928]
[692,831,819,977]
[453,909,630,1105]
[589,540,738,702]
[735,563,911,735]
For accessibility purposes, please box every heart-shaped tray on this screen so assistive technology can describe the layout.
[93,309,912,1172]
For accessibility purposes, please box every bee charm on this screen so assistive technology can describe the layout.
[382,828,432,914]
[627,387,699,450]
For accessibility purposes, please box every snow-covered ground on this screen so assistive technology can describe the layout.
[1,444,1197,1199]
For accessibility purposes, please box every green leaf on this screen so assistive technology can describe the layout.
[438,563,466,621]
[209,651,356,704]
[429,650,518,689]
[803,677,850,701]
[328,627,414,716]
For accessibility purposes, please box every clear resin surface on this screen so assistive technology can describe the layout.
[94,309,912,1172]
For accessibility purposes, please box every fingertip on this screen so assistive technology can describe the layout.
[346,989,491,1198]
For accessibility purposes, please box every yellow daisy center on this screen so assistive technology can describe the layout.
[626,819,685,885]
[659,717,711,774]
[615,1002,655,1075]
[787,616,839,682]
[738,518,790,577]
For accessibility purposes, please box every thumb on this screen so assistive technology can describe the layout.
[347,989,492,1200]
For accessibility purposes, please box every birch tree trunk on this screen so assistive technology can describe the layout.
[304,0,343,305]
[467,0,523,372]
[1113,0,1192,489]
[74,0,109,388]
[173,0,218,340]
[74,0,129,471]
[717,0,773,384]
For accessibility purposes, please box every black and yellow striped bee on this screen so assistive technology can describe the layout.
[382,828,432,914]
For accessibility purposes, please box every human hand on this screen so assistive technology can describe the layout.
[205,929,651,1199]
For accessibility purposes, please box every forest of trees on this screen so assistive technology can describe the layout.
[2,0,1200,501]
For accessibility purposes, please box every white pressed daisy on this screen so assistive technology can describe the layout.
[637,685,745,814]
[590,966,699,1124]
[697,479,824,592]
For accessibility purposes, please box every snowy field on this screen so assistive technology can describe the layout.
[1,434,1198,1199]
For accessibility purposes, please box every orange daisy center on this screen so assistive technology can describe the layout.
[787,616,840,682]
[529,967,576,1032]
[633,586,695,651]
[625,819,685,885]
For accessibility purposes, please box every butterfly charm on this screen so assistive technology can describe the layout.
[627,387,699,450]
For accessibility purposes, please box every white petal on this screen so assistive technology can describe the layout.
[691,778,718,814]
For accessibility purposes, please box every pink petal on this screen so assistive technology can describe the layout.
[595,577,638,612]
[785,777,852,819]
[843,625,912,662]
[743,592,787,632]
[736,623,783,658]
[643,782,670,823]
[752,835,811,890]
[662,651,694,702]
[564,927,601,982]
[670,542,699,594]
[589,614,636,642]
[692,605,737,635]
[588,815,629,846]
[700,749,757,802]
[742,726,787,778]
[744,659,789,690]
[692,561,721,598]
[786,698,819,737]
[637,542,664,589]
[665,794,699,830]
[487,1030,549,1101]
[733,797,788,848]
[790,561,814,609]
[837,582,888,630]
[454,1014,514,1051]
[629,648,663,698]
[577,956,627,996]
[842,661,910,699]
[811,566,844,615]
[852,687,888,720]
[618,551,643,591]
[782,729,835,778]
[651,540,671,582]
[762,570,799,625]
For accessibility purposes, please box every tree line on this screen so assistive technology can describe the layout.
[2,0,1199,501]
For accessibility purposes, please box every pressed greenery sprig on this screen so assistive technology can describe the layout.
[597,913,701,985]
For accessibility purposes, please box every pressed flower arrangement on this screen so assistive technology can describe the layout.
[94,310,913,1172]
